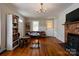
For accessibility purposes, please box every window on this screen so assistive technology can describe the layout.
[32,21,39,31]
[19,19,23,23]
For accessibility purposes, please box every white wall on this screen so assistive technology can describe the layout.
[54,12,65,42]
[46,20,54,36]
[18,18,25,37]
[0,4,25,49]
[0,6,1,47]
[54,18,59,38]
[54,3,79,42]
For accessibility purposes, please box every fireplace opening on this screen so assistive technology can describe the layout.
[66,33,79,55]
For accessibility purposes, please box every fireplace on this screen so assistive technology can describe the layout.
[66,33,79,55]
[64,8,79,55]
[67,33,79,48]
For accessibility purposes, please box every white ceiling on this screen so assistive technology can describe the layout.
[11,3,73,18]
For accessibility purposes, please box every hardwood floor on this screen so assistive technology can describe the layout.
[0,37,70,56]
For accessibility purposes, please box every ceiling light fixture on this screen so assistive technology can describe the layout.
[38,3,46,13]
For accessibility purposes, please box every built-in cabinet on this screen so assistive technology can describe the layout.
[7,14,19,50]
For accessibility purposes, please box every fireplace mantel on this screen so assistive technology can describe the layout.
[63,21,79,25]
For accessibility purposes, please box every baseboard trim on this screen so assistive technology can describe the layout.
[0,48,6,53]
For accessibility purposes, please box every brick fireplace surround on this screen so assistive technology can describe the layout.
[65,21,79,43]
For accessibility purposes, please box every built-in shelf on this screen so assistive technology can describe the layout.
[7,14,19,50]
[13,32,18,34]
[13,39,19,43]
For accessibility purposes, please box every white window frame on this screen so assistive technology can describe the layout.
[32,21,39,31]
